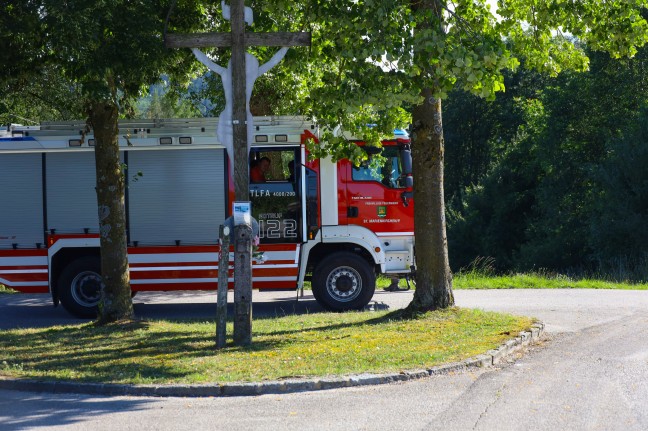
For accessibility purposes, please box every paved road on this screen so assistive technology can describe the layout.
[1,289,648,430]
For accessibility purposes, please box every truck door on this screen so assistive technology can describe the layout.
[344,143,414,234]
[248,147,303,243]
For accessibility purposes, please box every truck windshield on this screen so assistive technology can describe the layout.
[352,145,408,188]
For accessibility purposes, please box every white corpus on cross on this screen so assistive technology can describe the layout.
[191,2,288,167]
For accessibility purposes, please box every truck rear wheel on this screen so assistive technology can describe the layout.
[312,252,376,311]
[58,257,103,318]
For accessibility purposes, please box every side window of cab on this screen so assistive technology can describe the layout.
[351,146,404,188]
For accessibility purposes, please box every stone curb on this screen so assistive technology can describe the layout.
[0,322,545,398]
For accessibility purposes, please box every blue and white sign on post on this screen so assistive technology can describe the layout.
[233,201,252,226]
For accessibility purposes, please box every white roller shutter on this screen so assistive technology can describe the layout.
[0,154,44,249]
[46,151,100,235]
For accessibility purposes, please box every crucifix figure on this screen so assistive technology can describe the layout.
[166,0,310,346]
[191,2,289,168]
[166,0,309,197]
[192,44,287,167]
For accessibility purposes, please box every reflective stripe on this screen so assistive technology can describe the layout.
[0,280,48,286]
[131,276,296,284]
[130,265,217,272]
[0,256,48,266]
[128,250,299,264]
[0,269,48,274]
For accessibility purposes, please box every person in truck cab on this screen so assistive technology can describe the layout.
[250,157,270,182]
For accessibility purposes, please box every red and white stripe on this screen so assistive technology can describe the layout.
[0,243,301,293]
[127,244,300,291]
[0,250,49,293]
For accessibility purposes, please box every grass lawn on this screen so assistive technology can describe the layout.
[0,308,534,385]
[0,285,16,294]
[453,272,648,290]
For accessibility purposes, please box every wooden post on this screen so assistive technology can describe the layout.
[216,225,230,348]
[230,1,249,201]
[230,1,252,346]
[233,224,253,346]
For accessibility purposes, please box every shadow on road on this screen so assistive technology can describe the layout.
[0,390,153,431]
[0,290,403,330]
[132,296,326,321]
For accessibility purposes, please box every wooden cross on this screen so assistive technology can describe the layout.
[166,2,310,200]
[166,1,310,346]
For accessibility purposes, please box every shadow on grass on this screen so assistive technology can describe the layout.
[0,306,449,384]
[1,323,205,383]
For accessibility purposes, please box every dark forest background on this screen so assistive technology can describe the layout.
[443,47,648,280]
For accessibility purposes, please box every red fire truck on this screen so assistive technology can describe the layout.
[0,116,414,317]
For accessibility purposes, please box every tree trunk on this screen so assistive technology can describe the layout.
[405,90,454,315]
[402,0,454,315]
[89,100,134,324]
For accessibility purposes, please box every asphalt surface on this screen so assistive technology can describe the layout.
[0,289,327,330]
[2,288,648,430]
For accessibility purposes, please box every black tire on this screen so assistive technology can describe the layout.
[58,257,103,318]
[312,252,376,311]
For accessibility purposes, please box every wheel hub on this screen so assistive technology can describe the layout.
[335,275,354,292]
[71,271,103,306]
[327,267,361,301]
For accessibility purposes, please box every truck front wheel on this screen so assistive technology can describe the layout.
[58,257,103,318]
[312,252,376,311]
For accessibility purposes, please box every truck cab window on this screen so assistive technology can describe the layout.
[250,149,298,182]
[352,146,405,188]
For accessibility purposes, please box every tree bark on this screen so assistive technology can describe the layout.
[403,0,454,315]
[89,100,134,324]
[405,93,454,314]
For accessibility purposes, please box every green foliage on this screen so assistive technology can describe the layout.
[1,0,208,120]
[135,83,201,119]
[0,66,86,124]
[39,0,205,110]
[181,0,647,186]
[198,0,648,180]
[446,46,648,277]
[590,107,648,261]
[496,0,648,73]
[0,3,86,123]
[517,49,648,270]
[0,1,47,92]
[447,86,546,271]
[444,66,549,199]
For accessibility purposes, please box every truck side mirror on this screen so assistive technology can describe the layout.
[399,145,412,175]
[400,173,413,206]
[397,175,414,189]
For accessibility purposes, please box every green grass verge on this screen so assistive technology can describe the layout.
[374,273,648,291]
[0,308,533,385]
[0,284,16,294]
[454,273,648,290]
